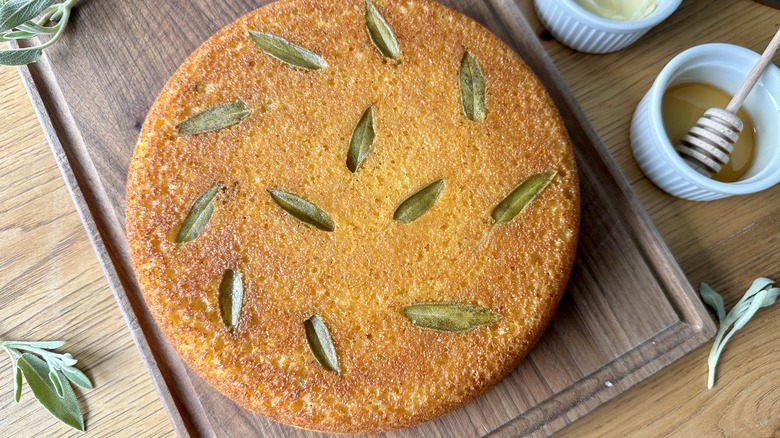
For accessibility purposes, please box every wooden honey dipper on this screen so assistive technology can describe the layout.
[677,28,780,177]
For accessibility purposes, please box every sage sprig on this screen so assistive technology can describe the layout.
[175,182,221,243]
[346,105,375,173]
[700,278,779,389]
[364,0,400,60]
[403,302,502,332]
[393,179,444,223]
[268,189,336,232]
[249,30,327,70]
[0,0,78,66]
[478,171,556,247]
[1,339,93,431]
[304,315,340,374]
[177,101,252,136]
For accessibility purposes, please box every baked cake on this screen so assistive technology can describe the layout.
[125,0,580,433]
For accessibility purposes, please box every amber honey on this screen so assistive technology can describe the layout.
[662,82,756,182]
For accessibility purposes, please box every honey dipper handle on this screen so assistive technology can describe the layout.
[726,27,780,113]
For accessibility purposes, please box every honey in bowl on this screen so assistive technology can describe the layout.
[662,82,756,182]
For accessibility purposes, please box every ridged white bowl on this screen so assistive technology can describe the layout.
[631,44,780,200]
[534,0,681,54]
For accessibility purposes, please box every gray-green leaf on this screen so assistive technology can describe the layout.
[699,283,726,324]
[492,171,556,226]
[459,51,486,122]
[393,179,444,223]
[17,353,84,431]
[13,363,22,402]
[304,314,340,374]
[403,302,502,332]
[249,30,327,70]
[0,46,41,65]
[177,101,252,136]
[218,269,243,332]
[0,29,37,41]
[346,105,375,173]
[0,0,54,32]
[48,369,64,398]
[60,366,93,390]
[175,183,221,243]
[268,189,335,232]
[365,0,400,60]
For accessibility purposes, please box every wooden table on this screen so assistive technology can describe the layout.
[0,0,778,436]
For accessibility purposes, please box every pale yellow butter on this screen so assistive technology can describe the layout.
[573,0,659,21]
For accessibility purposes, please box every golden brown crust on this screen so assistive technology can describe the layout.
[125,0,579,433]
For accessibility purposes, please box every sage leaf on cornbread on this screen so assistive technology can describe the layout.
[459,51,486,122]
[177,101,252,136]
[219,269,244,332]
[403,303,502,332]
[175,183,221,243]
[393,179,445,223]
[364,0,400,60]
[304,315,340,374]
[249,30,328,70]
[478,171,556,247]
[268,189,336,232]
[346,105,375,173]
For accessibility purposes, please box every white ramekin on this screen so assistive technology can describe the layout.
[533,0,682,54]
[630,43,780,201]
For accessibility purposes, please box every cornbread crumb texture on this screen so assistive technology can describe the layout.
[126,0,579,434]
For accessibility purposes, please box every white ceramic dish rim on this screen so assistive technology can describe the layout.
[559,0,683,32]
[646,43,780,195]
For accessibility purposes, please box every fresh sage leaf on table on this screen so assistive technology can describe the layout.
[0,0,78,66]
[700,277,779,389]
[1,339,93,430]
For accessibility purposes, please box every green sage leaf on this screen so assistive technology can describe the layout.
[48,369,64,398]
[61,366,92,390]
[492,171,556,226]
[364,0,400,60]
[393,179,444,223]
[346,105,375,173]
[17,353,84,431]
[403,302,502,332]
[177,101,252,136]
[175,183,221,243]
[0,29,37,41]
[699,283,726,324]
[268,189,335,232]
[0,0,55,32]
[459,51,486,122]
[249,30,327,70]
[2,340,65,349]
[13,362,22,402]
[0,46,41,65]
[218,269,243,332]
[705,278,779,389]
[304,314,340,374]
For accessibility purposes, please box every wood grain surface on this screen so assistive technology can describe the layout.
[0,0,777,437]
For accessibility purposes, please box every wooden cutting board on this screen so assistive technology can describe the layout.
[15,0,716,436]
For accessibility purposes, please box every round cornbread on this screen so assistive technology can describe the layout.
[125,0,579,434]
